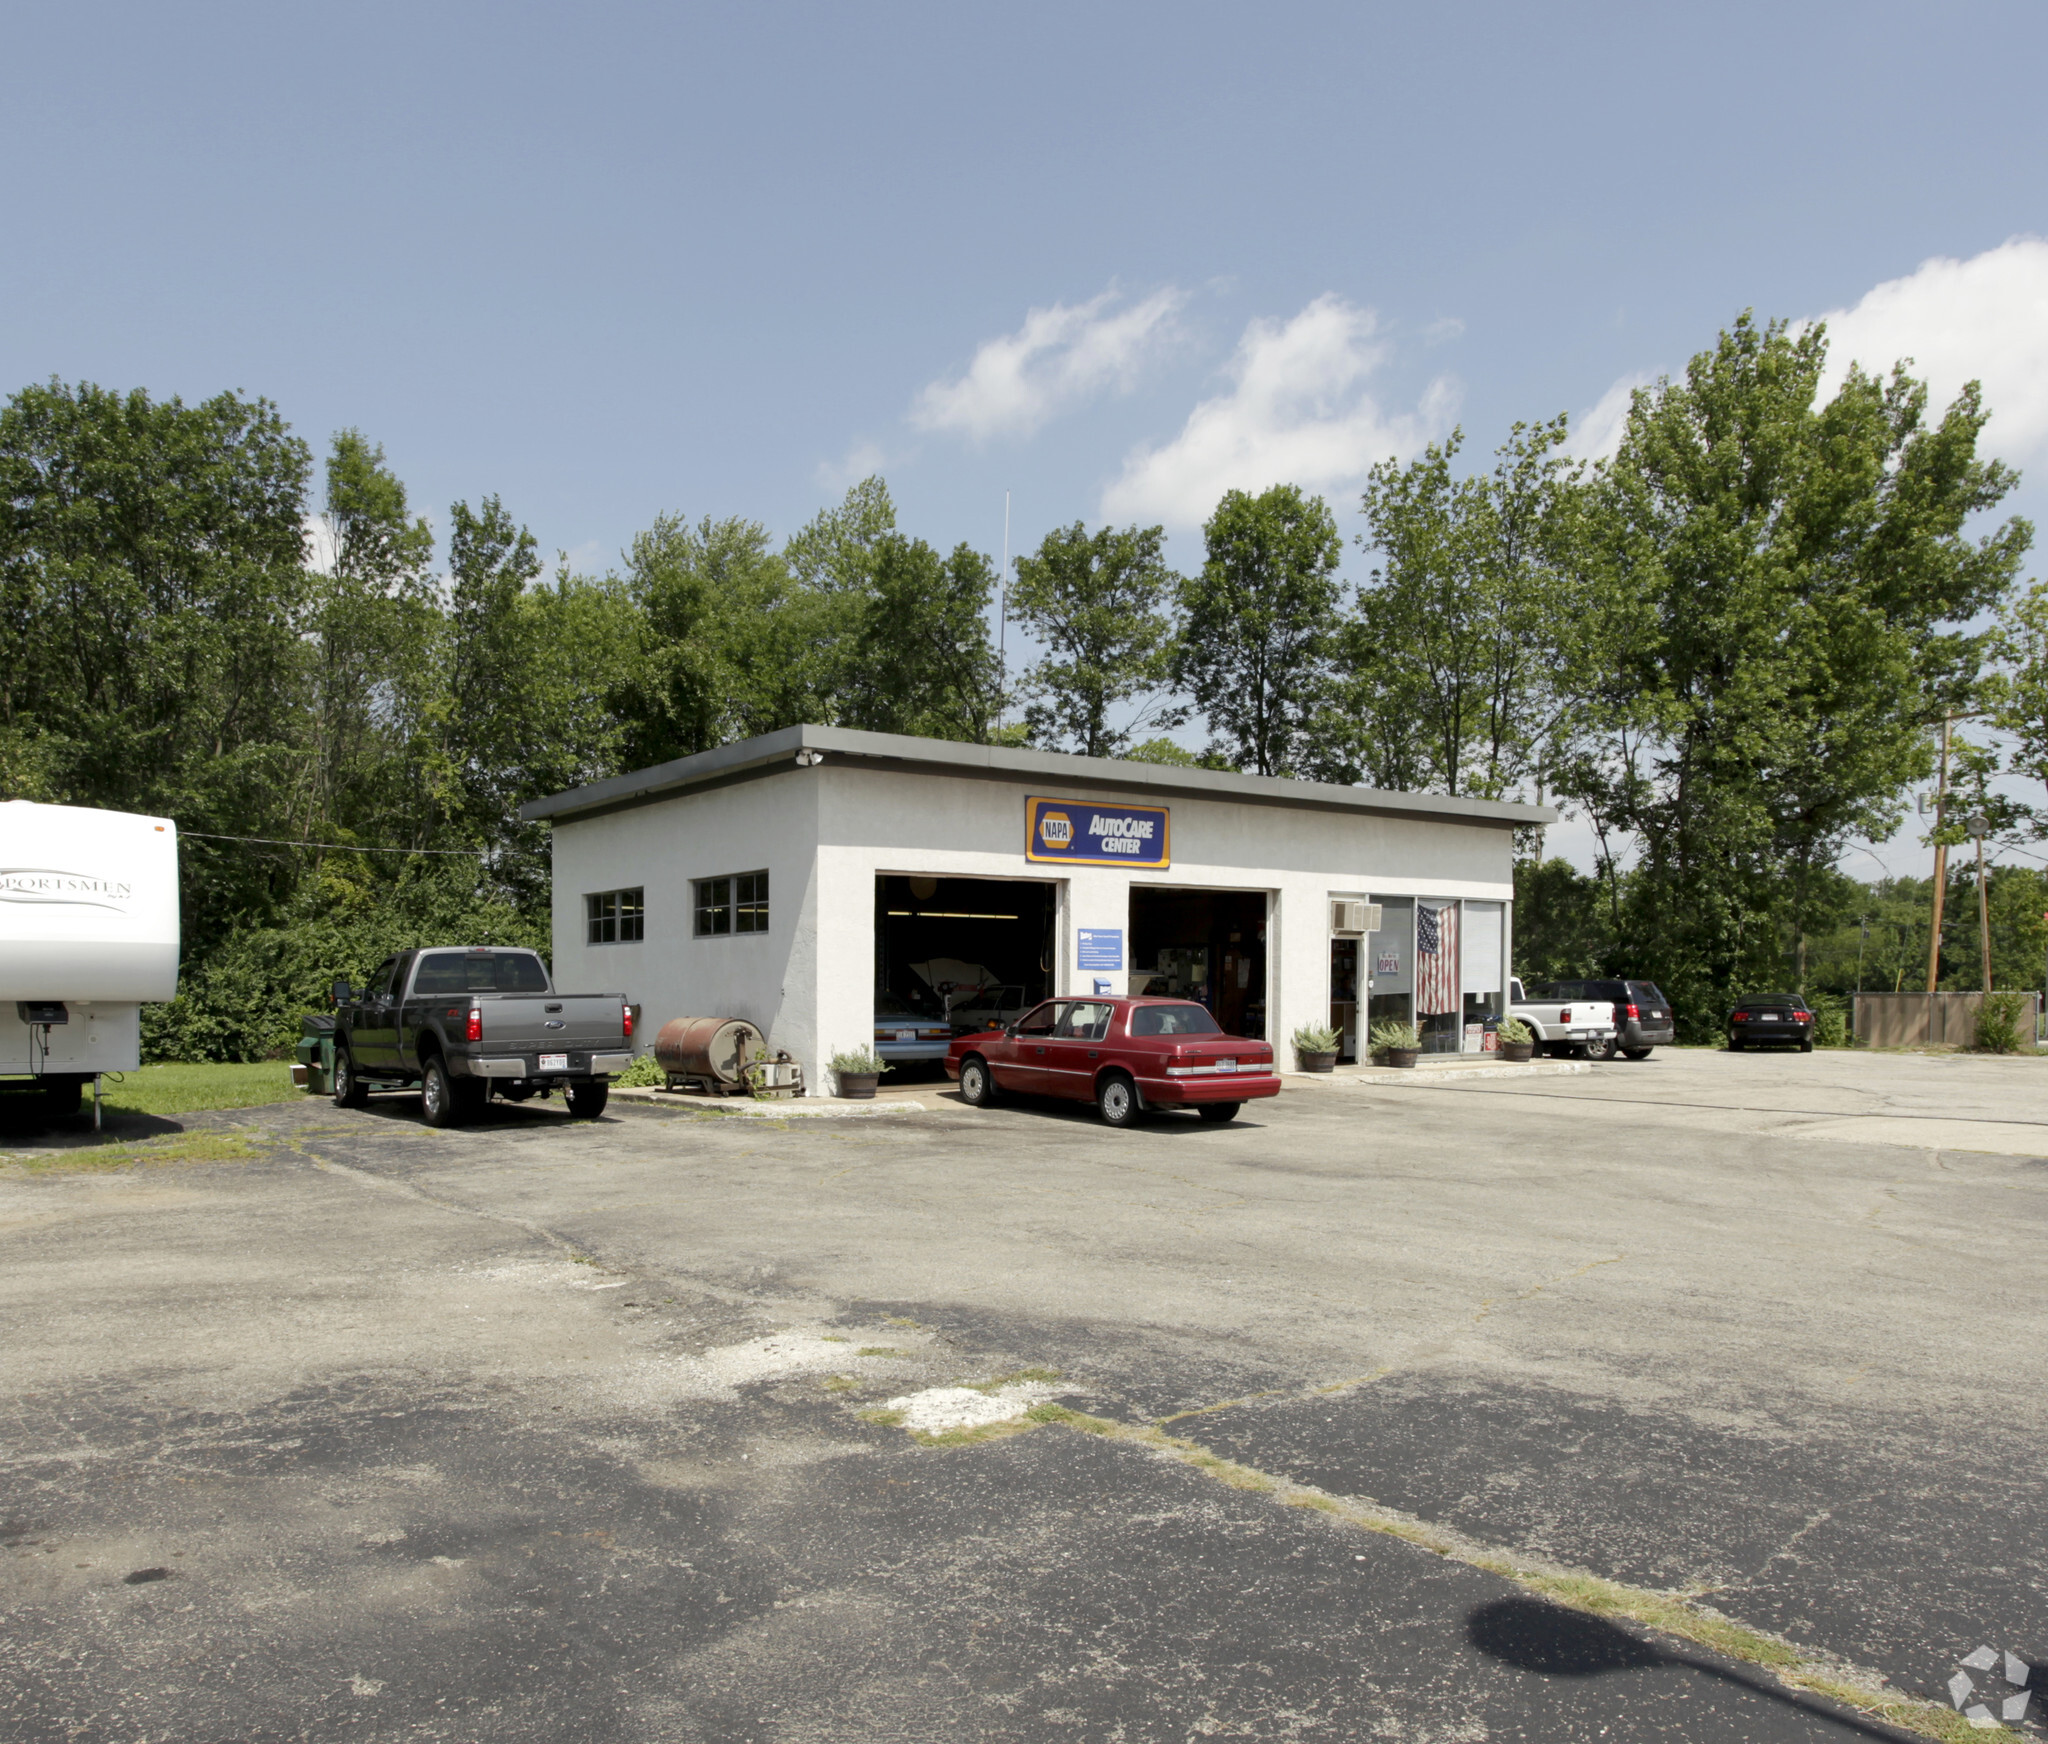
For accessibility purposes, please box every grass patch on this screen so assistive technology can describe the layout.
[821,1375,857,1393]
[5,1129,263,1177]
[1021,1403,1114,1434]
[855,1407,906,1428]
[100,1062,298,1118]
[963,1366,1062,1392]
[908,1418,1040,1449]
[856,1346,906,1358]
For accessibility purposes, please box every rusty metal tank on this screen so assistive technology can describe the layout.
[653,1016,765,1086]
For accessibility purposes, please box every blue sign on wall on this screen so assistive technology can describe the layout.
[1078,928,1124,971]
[1025,796,1170,868]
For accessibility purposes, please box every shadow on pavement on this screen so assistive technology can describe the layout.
[1468,1596,1917,1740]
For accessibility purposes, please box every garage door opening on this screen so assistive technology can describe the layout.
[875,876,1057,1039]
[1129,887,1268,1039]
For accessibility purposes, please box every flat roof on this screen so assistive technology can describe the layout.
[518,724,1558,829]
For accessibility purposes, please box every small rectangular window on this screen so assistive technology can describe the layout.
[696,871,768,937]
[736,870,769,934]
[586,887,644,945]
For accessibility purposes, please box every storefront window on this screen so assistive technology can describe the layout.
[1460,900,1505,1052]
[1366,898,1413,1041]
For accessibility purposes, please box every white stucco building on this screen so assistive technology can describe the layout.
[521,725,1553,1083]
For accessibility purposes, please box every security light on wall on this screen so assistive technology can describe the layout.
[1330,900,1380,937]
[794,749,825,767]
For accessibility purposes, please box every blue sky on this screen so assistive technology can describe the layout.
[7,1,2046,871]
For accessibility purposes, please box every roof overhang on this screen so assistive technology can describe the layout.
[518,725,1558,831]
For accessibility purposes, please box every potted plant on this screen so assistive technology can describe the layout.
[1369,1019,1421,1068]
[1291,1023,1341,1073]
[829,1045,886,1099]
[1496,1017,1536,1062]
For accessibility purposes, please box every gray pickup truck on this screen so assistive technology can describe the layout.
[330,946,634,1126]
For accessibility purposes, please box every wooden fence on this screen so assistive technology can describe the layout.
[1850,990,2040,1048]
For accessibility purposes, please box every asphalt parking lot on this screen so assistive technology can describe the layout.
[4,1047,2045,1743]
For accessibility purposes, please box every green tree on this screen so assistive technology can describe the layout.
[0,379,312,953]
[618,513,830,763]
[303,431,442,854]
[1561,312,2030,1031]
[1333,420,1579,797]
[1009,521,1183,758]
[840,536,1004,741]
[1176,484,1343,776]
[1511,856,1613,984]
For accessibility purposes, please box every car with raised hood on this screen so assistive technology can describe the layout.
[1728,994,1815,1052]
[329,946,634,1126]
[1535,977,1676,1059]
[945,995,1279,1128]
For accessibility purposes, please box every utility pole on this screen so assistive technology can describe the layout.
[1966,812,1992,991]
[1924,713,1951,994]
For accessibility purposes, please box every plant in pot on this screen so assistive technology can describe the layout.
[1369,1019,1422,1068]
[1291,1023,1341,1073]
[1496,1016,1536,1062]
[829,1045,886,1099]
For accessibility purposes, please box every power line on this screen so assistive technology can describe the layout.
[180,830,488,856]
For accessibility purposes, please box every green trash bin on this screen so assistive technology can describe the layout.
[295,1014,336,1096]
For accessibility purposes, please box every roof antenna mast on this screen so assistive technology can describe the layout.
[998,488,1011,726]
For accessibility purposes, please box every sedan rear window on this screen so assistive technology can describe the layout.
[412,950,551,995]
[1130,1003,1223,1037]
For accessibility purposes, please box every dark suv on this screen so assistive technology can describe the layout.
[1536,979,1676,1059]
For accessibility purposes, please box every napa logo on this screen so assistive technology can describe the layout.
[1025,797,1170,868]
[1038,811,1075,849]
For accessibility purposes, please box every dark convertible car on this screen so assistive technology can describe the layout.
[1728,994,1815,1052]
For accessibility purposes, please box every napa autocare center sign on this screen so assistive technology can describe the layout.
[1024,797,1170,868]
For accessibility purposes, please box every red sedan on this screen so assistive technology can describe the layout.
[944,995,1280,1127]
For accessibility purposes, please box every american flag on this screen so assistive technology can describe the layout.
[1416,902,1460,1016]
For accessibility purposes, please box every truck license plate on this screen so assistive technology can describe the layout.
[539,1053,568,1073]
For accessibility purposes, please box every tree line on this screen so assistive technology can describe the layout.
[0,308,2038,1057]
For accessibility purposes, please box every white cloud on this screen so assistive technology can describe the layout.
[1568,370,1653,461]
[815,438,892,493]
[1573,237,2048,470]
[1101,295,1456,527]
[911,285,1187,442]
[1814,235,2048,467]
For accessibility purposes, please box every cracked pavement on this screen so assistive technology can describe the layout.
[3,1047,2044,1741]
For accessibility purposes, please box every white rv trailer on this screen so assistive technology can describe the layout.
[0,800,181,1118]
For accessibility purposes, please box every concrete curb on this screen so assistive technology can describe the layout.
[611,1087,932,1118]
[1282,1061,1593,1086]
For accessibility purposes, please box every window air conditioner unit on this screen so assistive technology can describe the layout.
[1331,900,1380,937]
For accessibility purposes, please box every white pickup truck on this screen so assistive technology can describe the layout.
[1508,976,1618,1060]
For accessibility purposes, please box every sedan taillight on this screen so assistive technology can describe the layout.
[1732,1013,1749,1023]
[466,1007,482,1042]
[1793,1011,1811,1023]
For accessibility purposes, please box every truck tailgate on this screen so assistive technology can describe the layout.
[477,995,624,1050]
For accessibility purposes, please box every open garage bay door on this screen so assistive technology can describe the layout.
[1129,887,1268,1039]
[875,875,1057,1032]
